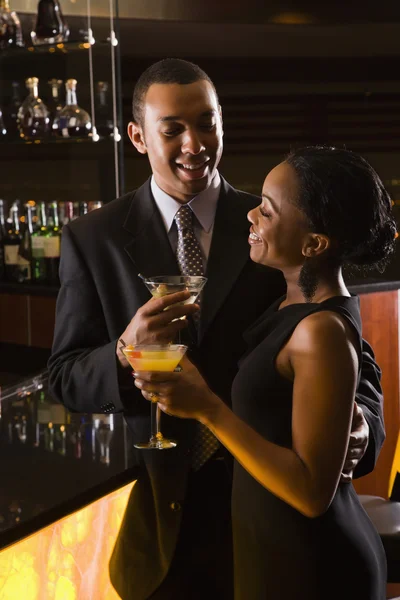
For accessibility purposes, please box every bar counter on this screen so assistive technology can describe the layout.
[0,372,140,598]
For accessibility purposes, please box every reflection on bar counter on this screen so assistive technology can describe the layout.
[0,370,137,536]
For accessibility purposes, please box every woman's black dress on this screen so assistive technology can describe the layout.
[231,295,387,600]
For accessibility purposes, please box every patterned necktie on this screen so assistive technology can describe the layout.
[174,205,220,470]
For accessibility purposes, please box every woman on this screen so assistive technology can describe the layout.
[133,146,396,599]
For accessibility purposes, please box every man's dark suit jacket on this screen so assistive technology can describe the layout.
[48,177,385,600]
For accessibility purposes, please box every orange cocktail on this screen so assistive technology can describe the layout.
[123,346,186,372]
[122,344,188,450]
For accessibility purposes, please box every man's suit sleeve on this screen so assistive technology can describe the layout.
[353,337,385,479]
[47,225,142,415]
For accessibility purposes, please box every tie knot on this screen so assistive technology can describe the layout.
[174,205,194,232]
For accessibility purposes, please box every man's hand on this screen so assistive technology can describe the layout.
[341,402,369,483]
[116,290,199,367]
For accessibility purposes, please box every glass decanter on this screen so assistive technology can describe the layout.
[6,81,21,139]
[48,78,63,132]
[54,79,92,139]
[17,77,51,141]
[31,0,69,46]
[0,0,24,50]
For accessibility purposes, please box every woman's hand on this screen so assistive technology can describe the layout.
[132,356,221,423]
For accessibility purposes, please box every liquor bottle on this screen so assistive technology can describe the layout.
[43,200,61,284]
[44,422,55,452]
[68,414,84,459]
[31,0,69,46]
[30,200,40,232]
[54,79,92,139]
[95,81,113,138]
[94,414,114,465]
[30,202,46,282]
[17,203,33,283]
[4,203,30,282]
[17,77,51,141]
[11,395,29,443]
[79,201,88,216]
[37,199,47,230]
[48,78,63,132]
[4,81,21,140]
[0,199,6,281]
[36,389,51,426]
[0,0,24,50]
[63,200,77,225]
[0,105,7,139]
[57,199,65,225]
[88,201,103,211]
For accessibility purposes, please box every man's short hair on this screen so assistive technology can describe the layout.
[132,58,218,127]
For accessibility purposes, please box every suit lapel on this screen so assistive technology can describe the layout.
[122,179,179,278]
[121,178,252,346]
[122,179,197,346]
[199,178,252,342]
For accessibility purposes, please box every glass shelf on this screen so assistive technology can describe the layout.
[0,135,116,146]
[0,135,121,164]
[0,39,113,59]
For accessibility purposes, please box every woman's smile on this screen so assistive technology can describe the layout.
[248,228,262,245]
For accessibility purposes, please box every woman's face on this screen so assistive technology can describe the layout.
[248,161,311,271]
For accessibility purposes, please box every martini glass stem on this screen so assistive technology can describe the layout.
[150,400,163,442]
[155,405,163,439]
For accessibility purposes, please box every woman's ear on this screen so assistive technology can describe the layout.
[127,121,147,155]
[302,233,330,258]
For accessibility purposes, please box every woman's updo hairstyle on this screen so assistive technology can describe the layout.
[285,146,397,272]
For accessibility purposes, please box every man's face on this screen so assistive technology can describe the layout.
[128,80,223,203]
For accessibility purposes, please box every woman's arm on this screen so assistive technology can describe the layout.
[136,310,359,518]
[208,311,359,517]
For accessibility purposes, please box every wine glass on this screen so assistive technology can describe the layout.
[122,343,188,450]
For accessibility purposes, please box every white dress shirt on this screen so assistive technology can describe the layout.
[150,172,221,271]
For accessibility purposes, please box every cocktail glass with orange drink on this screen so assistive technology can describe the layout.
[122,344,188,449]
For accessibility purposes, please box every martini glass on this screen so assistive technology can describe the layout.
[122,344,188,449]
[141,275,207,322]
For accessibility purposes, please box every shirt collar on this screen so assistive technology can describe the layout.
[150,171,221,233]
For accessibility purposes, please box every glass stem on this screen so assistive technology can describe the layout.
[150,401,163,441]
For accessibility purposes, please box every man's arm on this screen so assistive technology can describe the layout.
[353,337,385,479]
[47,225,139,414]
[48,225,198,415]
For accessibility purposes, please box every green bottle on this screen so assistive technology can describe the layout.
[43,200,61,285]
[31,202,46,282]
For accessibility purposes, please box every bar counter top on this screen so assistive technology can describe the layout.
[348,278,400,295]
[0,372,140,552]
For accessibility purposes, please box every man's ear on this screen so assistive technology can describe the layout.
[302,233,330,258]
[218,104,224,137]
[127,121,147,155]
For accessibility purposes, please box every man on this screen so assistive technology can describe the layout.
[48,59,385,600]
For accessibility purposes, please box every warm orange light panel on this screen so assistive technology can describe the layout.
[0,481,136,599]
